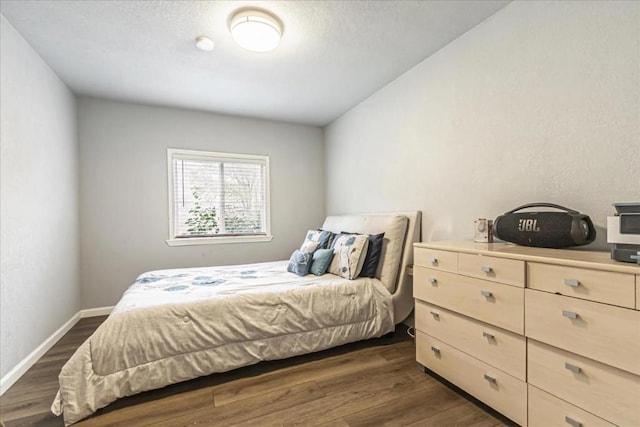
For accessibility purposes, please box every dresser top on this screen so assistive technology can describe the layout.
[414,241,640,274]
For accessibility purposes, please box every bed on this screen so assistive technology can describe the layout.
[51,211,421,425]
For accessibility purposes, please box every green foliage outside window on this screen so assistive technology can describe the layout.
[185,189,218,235]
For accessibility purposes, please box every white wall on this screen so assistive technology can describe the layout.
[0,15,79,378]
[325,0,639,249]
[78,97,324,308]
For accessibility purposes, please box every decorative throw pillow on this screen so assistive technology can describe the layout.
[287,249,314,276]
[317,228,337,248]
[328,234,369,279]
[300,240,320,253]
[309,248,334,276]
[303,229,334,249]
[340,231,385,278]
[329,232,345,249]
[358,232,385,278]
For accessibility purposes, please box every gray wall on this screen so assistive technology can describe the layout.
[78,98,324,308]
[325,1,640,249]
[0,15,79,378]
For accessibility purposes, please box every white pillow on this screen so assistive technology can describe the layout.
[300,240,319,253]
[328,234,369,279]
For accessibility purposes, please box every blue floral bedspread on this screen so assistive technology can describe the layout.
[113,261,353,315]
[54,260,394,425]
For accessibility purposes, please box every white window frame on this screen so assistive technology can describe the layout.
[166,148,272,246]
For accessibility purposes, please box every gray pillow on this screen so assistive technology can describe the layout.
[309,249,334,276]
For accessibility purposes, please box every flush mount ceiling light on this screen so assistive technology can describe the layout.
[230,9,282,52]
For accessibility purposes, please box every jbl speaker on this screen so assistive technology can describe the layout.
[493,203,596,248]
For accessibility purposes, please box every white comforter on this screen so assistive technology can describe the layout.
[52,261,394,425]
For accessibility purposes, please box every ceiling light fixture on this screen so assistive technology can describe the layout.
[230,9,282,52]
[195,35,215,51]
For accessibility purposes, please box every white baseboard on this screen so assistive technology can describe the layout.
[79,306,114,318]
[0,305,114,395]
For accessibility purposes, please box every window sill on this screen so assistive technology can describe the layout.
[166,235,273,247]
[166,236,273,246]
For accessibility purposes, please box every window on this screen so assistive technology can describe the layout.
[166,148,271,246]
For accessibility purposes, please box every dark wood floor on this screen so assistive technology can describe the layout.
[0,316,513,426]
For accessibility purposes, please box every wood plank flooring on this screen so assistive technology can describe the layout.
[0,317,514,426]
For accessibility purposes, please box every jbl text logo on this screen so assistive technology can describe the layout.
[518,219,540,232]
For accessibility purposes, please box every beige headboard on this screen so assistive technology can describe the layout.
[321,211,422,324]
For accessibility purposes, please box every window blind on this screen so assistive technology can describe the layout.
[170,151,268,238]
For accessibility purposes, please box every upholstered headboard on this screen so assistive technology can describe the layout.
[321,211,422,324]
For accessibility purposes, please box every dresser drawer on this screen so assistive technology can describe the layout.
[417,332,527,426]
[458,253,524,287]
[528,262,635,308]
[528,385,615,427]
[528,340,640,427]
[414,267,524,334]
[415,300,526,380]
[414,247,457,272]
[637,275,639,309]
[525,289,640,374]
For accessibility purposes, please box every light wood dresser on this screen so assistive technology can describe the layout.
[413,241,640,427]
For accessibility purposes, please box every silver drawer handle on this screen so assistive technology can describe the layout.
[428,276,437,286]
[483,374,496,383]
[564,278,580,287]
[482,331,495,340]
[428,256,438,265]
[431,346,440,355]
[480,290,492,298]
[565,416,582,427]
[430,311,439,320]
[565,362,582,374]
[562,310,578,319]
[481,265,492,273]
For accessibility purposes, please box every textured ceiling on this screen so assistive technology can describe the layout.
[1,0,510,126]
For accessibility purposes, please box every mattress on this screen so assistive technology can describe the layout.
[52,261,394,425]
